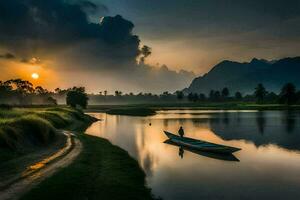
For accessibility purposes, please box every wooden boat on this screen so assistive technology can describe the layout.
[164,131,241,154]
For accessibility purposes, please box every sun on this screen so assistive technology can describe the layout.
[31,73,39,79]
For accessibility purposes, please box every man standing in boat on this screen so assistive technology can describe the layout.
[178,126,184,137]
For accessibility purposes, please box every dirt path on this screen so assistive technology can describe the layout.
[0,131,82,200]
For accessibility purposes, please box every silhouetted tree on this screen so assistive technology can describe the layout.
[115,90,122,96]
[235,92,242,100]
[199,93,206,101]
[279,83,297,105]
[265,92,278,103]
[192,93,199,102]
[221,87,229,99]
[214,91,221,101]
[188,93,194,102]
[55,88,61,94]
[46,97,57,105]
[66,87,88,109]
[254,83,267,104]
[209,90,215,100]
[35,86,48,95]
[209,90,222,101]
[176,91,184,100]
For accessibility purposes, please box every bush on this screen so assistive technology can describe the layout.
[0,116,56,150]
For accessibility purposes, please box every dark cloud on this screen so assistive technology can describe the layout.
[0,0,194,93]
[102,0,300,39]
[78,0,108,14]
[99,0,300,73]
[0,0,138,63]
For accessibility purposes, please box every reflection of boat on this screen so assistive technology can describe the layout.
[164,139,240,161]
[164,131,241,154]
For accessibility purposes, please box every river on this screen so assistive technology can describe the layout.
[86,110,300,200]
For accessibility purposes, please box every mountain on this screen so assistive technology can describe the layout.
[185,57,300,95]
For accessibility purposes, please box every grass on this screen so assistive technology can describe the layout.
[1,106,155,200]
[0,107,96,161]
[21,134,155,200]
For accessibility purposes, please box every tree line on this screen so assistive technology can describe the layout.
[0,79,88,108]
[1,79,300,106]
[184,83,300,105]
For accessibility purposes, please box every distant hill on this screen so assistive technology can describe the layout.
[184,57,300,95]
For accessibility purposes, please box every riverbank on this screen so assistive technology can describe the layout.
[0,107,156,200]
[0,131,82,200]
[0,107,95,162]
[21,134,155,200]
[0,107,96,193]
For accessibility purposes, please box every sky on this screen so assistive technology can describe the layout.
[98,0,300,73]
[0,0,299,93]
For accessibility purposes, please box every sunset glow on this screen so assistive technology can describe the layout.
[31,73,39,79]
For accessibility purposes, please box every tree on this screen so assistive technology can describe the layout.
[187,93,194,102]
[214,91,221,101]
[187,93,199,102]
[55,88,61,94]
[192,93,199,102]
[254,83,267,104]
[176,91,184,100]
[279,83,297,105]
[35,86,48,95]
[115,90,122,96]
[104,90,108,96]
[209,90,221,101]
[265,92,278,103]
[46,96,57,105]
[4,79,35,104]
[66,87,88,109]
[235,92,242,100]
[221,87,230,99]
[199,93,206,101]
[209,90,215,101]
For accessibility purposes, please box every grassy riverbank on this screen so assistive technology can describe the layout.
[0,107,95,162]
[21,134,155,200]
[0,107,155,200]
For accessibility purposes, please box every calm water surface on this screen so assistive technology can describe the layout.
[86,110,300,200]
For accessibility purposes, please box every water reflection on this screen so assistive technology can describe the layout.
[209,111,300,151]
[256,111,266,135]
[164,139,239,162]
[86,110,300,200]
[178,146,184,159]
[283,110,296,133]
